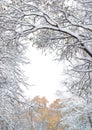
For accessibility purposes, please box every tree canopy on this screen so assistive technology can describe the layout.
[0,0,92,129]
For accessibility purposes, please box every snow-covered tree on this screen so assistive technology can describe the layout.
[1,0,92,129]
[0,1,28,129]
[58,94,92,130]
[2,0,91,98]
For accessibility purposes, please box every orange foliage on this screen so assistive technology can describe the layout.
[31,96,64,130]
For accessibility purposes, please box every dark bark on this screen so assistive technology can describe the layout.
[81,43,92,58]
[88,115,92,128]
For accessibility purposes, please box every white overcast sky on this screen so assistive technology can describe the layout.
[22,44,68,103]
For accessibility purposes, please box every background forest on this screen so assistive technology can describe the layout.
[0,0,92,130]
